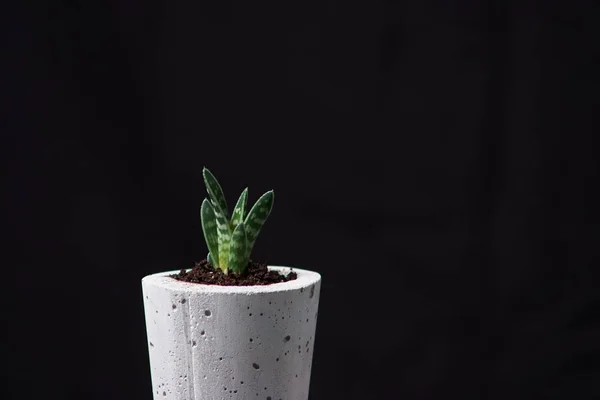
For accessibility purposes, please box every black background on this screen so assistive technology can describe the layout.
[3,0,600,399]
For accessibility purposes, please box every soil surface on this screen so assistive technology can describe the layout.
[171,259,297,286]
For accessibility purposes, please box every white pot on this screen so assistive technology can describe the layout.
[142,266,321,400]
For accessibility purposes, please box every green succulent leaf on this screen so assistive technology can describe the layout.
[200,199,219,268]
[231,187,248,229]
[200,168,276,275]
[202,168,232,273]
[228,222,248,274]
[243,190,274,260]
[217,229,232,274]
[202,167,229,218]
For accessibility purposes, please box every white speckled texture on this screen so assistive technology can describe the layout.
[142,266,321,400]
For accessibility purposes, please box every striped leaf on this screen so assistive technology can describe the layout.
[230,188,248,229]
[243,190,274,260]
[202,168,231,273]
[217,222,232,274]
[202,167,229,218]
[200,199,219,268]
[207,252,215,267]
[202,169,232,272]
[228,223,248,274]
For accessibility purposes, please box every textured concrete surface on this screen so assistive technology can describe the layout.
[142,266,321,400]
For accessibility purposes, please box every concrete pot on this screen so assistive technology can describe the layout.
[142,266,321,400]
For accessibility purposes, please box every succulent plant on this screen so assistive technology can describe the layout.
[200,167,274,275]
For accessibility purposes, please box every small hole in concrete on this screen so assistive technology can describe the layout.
[249,313,253,316]
[241,381,244,385]
[162,392,166,396]
[260,313,263,316]
[249,338,253,342]
[150,342,154,347]
[219,357,223,361]
[201,330,205,335]
[276,358,279,362]
[192,340,196,347]
[310,285,315,298]
[205,310,211,316]
[181,298,186,304]
[284,335,290,342]
[172,304,177,310]
[252,363,260,369]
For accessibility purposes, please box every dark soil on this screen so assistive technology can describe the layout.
[171,259,297,286]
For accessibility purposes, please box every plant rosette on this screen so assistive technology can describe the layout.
[142,168,322,400]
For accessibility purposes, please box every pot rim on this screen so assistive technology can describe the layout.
[142,266,321,294]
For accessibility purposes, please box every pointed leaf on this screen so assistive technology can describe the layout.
[243,190,274,260]
[231,188,248,229]
[202,167,229,218]
[216,221,232,273]
[207,252,214,267]
[228,223,248,274]
[202,168,232,272]
[201,199,219,268]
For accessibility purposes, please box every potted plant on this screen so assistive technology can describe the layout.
[142,168,321,400]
